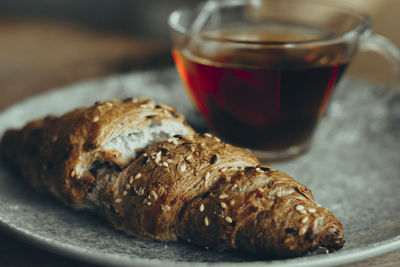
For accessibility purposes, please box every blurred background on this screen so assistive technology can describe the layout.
[0,0,399,266]
[0,0,399,111]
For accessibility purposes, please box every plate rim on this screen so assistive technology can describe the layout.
[0,70,399,266]
[1,216,400,267]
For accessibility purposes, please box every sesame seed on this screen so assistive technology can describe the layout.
[219,193,228,199]
[143,153,148,157]
[146,201,152,206]
[167,159,173,164]
[92,116,99,122]
[301,216,309,224]
[156,162,162,167]
[106,102,113,107]
[205,172,210,180]
[122,191,128,196]
[190,146,195,152]
[220,202,227,209]
[150,190,158,200]
[299,227,307,236]
[324,249,330,254]
[200,143,206,149]
[204,133,212,138]
[114,198,122,204]
[308,208,316,213]
[126,184,131,190]
[229,199,235,206]
[199,203,205,212]
[225,216,233,223]
[129,176,134,184]
[163,205,171,211]
[295,205,305,211]
[179,164,187,173]
[135,173,142,179]
[284,238,291,244]
[204,216,209,227]
[162,162,169,167]
[185,154,193,161]
[70,170,75,177]
[255,167,262,172]
[213,136,221,142]
[221,167,227,172]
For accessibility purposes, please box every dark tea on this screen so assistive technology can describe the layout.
[173,23,349,153]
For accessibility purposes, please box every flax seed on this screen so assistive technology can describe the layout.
[210,154,218,164]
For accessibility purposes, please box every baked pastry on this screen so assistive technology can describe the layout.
[1,98,344,258]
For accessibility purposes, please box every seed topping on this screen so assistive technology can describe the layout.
[135,173,142,179]
[114,198,122,204]
[204,216,209,227]
[308,208,316,213]
[220,202,227,209]
[150,190,158,200]
[92,116,99,122]
[225,216,233,223]
[179,164,187,173]
[210,154,218,164]
[219,193,228,199]
[199,203,205,212]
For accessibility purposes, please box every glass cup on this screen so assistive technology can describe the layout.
[169,0,400,161]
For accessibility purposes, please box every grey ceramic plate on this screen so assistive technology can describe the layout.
[0,69,399,267]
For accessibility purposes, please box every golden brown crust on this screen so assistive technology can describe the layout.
[98,134,344,257]
[0,100,344,258]
[0,98,195,204]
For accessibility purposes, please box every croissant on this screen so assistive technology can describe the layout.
[1,98,344,258]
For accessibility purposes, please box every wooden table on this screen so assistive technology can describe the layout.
[0,20,399,267]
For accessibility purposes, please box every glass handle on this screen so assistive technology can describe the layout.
[359,32,400,98]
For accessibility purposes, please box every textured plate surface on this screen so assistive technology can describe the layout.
[0,68,399,267]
